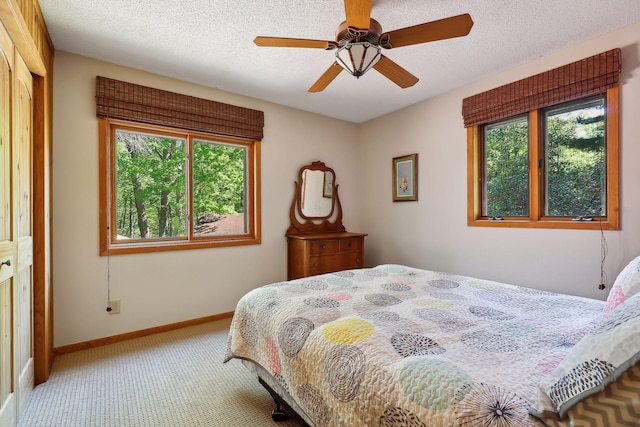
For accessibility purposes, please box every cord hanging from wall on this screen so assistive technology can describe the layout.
[106,225,113,312]
[598,218,608,290]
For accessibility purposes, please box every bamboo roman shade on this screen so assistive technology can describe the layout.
[462,49,621,127]
[96,76,264,140]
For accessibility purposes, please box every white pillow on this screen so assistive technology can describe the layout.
[603,255,640,314]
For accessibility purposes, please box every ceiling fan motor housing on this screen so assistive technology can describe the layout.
[335,19,382,46]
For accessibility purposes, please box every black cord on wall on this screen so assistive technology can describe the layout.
[106,226,113,312]
[599,219,608,290]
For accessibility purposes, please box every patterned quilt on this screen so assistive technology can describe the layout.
[224,265,604,426]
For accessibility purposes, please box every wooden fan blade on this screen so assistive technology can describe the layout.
[373,55,419,88]
[254,36,337,50]
[344,0,371,29]
[308,63,344,93]
[381,13,473,49]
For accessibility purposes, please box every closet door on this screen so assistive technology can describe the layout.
[0,22,16,427]
[0,22,34,426]
[12,45,34,418]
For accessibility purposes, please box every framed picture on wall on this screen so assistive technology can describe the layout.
[392,153,418,202]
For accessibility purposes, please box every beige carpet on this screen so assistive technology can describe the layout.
[18,318,303,427]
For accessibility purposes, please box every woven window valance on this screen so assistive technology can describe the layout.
[96,76,264,140]
[461,49,621,127]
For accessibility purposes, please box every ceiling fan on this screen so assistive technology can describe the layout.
[254,0,473,92]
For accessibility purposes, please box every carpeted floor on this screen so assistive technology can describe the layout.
[18,318,303,427]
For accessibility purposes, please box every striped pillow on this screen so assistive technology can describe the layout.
[531,293,640,419]
[533,361,640,427]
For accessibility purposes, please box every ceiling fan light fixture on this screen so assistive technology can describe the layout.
[336,42,381,78]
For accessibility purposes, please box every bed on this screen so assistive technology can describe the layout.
[224,261,640,426]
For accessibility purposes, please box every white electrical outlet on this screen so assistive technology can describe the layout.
[109,300,121,314]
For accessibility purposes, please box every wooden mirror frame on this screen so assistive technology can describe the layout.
[297,165,335,220]
[287,161,345,235]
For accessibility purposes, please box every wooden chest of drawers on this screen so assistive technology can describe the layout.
[286,232,367,280]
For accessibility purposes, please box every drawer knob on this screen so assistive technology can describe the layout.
[321,244,326,249]
[0,259,10,268]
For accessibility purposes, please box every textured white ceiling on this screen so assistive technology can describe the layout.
[39,0,640,123]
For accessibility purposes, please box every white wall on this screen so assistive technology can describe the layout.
[52,52,362,347]
[359,21,640,300]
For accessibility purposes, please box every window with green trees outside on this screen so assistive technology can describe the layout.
[467,88,618,230]
[100,120,260,254]
[465,50,619,230]
[482,96,608,220]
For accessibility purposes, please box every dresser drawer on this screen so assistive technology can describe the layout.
[287,232,367,280]
[309,252,363,276]
[309,239,340,255]
[339,237,362,252]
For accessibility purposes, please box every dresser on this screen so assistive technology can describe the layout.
[287,232,367,280]
[286,161,366,280]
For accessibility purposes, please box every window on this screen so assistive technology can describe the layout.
[464,49,620,230]
[100,120,260,254]
[483,116,529,218]
[543,97,607,218]
[96,77,263,254]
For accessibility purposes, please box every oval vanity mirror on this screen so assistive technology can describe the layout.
[300,169,334,219]
[287,161,345,235]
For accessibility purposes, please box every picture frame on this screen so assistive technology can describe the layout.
[392,153,418,202]
[323,171,334,198]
